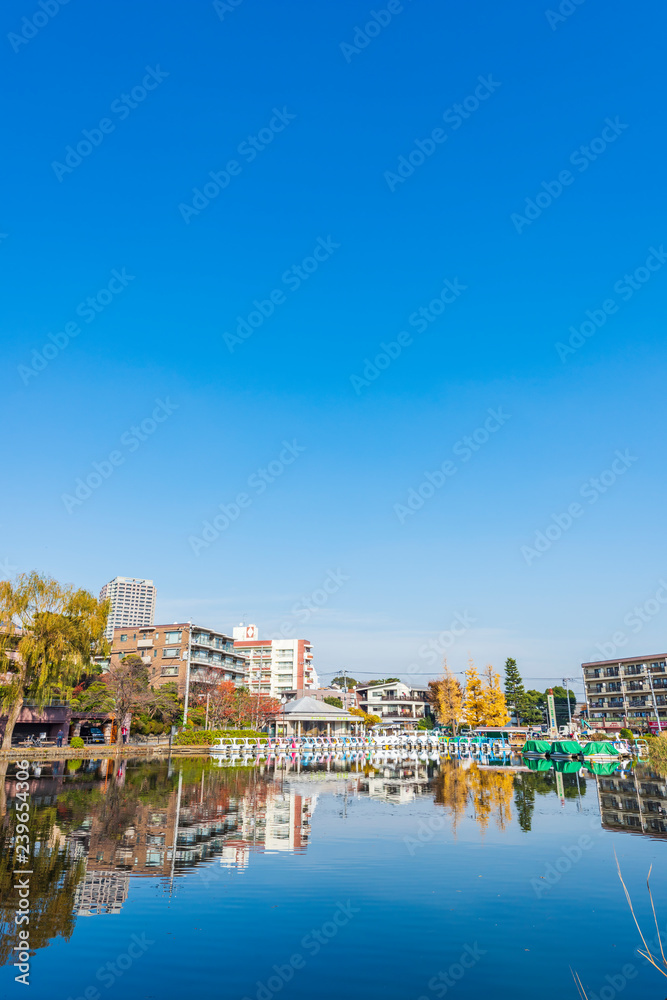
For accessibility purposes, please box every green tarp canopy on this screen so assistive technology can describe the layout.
[522,740,551,754]
[586,760,621,775]
[552,759,583,773]
[550,740,583,755]
[524,756,552,771]
[581,741,620,756]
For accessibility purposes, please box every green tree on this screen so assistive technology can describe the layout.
[332,676,357,689]
[0,572,109,750]
[323,696,343,708]
[522,689,546,726]
[504,658,526,721]
[71,680,114,714]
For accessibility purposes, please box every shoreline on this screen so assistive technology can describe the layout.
[0,744,212,759]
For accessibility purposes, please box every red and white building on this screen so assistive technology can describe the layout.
[232,625,317,698]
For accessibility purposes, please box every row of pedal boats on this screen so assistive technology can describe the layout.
[521,738,641,762]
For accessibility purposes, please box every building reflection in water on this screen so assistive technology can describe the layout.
[1,753,666,964]
[597,766,667,837]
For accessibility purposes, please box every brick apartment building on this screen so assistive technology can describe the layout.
[108,622,248,696]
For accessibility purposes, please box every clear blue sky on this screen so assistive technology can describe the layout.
[3,0,666,695]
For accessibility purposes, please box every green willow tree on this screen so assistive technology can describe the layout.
[0,573,109,750]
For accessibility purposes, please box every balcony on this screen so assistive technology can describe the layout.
[137,638,153,649]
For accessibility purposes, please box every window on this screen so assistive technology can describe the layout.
[164,631,182,644]
[163,648,180,658]
[120,634,127,642]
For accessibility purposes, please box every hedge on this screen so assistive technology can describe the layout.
[173,729,268,746]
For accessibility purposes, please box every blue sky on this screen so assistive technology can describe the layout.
[2,0,666,694]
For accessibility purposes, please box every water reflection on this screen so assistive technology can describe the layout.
[0,753,664,969]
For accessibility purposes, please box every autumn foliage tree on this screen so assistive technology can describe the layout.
[462,660,509,727]
[428,660,463,734]
[200,679,281,731]
[462,663,486,727]
[481,664,510,725]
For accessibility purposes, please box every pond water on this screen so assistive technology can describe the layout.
[1,755,667,1000]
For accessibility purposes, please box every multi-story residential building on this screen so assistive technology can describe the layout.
[581,654,667,731]
[108,623,248,696]
[99,577,156,640]
[232,626,316,697]
[357,681,430,723]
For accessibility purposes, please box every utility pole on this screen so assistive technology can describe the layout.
[182,622,193,728]
[343,669,347,710]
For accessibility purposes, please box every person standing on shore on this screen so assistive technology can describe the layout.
[56,729,63,748]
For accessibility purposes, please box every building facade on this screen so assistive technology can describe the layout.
[232,626,316,697]
[357,681,430,723]
[100,577,156,640]
[581,653,667,731]
[108,623,248,696]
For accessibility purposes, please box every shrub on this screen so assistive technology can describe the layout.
[69,737,85,749]
[67,759,83,771]
[173,728,267,746]
[619,728,633,740]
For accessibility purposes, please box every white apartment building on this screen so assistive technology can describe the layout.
[99,577,156,640]
[232,625,317,697]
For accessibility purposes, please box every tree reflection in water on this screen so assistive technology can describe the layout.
[0,754,594,967]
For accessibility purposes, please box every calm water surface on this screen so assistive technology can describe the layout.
[1,755,667,999]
